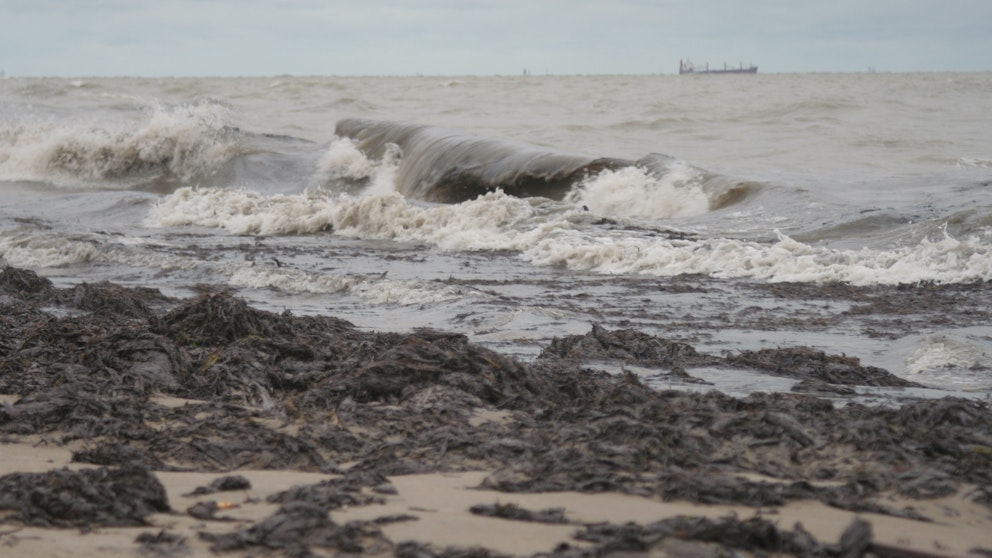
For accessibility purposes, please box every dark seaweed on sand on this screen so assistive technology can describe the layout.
[1,267,991,555]
[0,465,169,527]
[469,502,570,524]
[199,501,391,555]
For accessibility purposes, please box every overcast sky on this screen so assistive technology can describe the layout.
[3,0,990,77]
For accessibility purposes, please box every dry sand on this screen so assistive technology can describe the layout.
[1,433,989,557]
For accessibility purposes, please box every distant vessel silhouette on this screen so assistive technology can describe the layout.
[679,59,757,75]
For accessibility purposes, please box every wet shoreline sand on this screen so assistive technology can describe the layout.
[1,266,990,556]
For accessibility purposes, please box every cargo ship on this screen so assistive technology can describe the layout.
[679,59,758,75]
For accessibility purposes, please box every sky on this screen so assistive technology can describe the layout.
[3,0,991,77]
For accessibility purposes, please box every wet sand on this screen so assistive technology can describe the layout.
[1,266,991,556]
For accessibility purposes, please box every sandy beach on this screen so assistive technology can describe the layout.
[2,266,992,557]
[2,438,991,557]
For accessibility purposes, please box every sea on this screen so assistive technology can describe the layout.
[1,73,991,397]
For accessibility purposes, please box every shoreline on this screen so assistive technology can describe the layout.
[1,266,991,556]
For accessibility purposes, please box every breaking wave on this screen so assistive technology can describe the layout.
[0,102,245,190]
[331,118,760,214]
[566,164,709,219]
[315,137,400,197]
[334,118,631,202]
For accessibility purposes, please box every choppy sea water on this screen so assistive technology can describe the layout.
[1,73,990,395]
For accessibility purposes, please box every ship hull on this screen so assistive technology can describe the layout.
[679,60,758,75]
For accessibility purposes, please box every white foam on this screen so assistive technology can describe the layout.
[0,230,201,271]
[314,138,400,197]
[525,229,992,285]
[0,234,104,268]
[315,138,378,181]
[229,266,356,294]
[908,334,991,373]
[351,278,471,306]
[956,157,992,168]
[229,266,473,306]
[149,188,336,236]
[905,333,992,389]
[228,261,474,307]
[149,187,992,286]
[0,102,240,187]
[147,187,551,251]
[0,225,474,307]
[567,164,710,219]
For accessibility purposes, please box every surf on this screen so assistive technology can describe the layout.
[332,118,760,215]
[334,118,629,203]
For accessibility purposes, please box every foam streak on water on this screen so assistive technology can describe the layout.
[146,187,992,286]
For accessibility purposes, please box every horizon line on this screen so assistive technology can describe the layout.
[4,68,990,79]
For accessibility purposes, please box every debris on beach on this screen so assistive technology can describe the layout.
[1,266,991,556]
[0,465,169,527]
[726,346,921,386]
[183,474,252,496]
[135,529,188,554]
[469,502,570,524]
[199,501,392,555]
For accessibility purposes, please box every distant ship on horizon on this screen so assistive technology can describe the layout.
[679,59,758,75]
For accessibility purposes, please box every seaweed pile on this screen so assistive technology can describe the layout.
[1,266,991,556]
[0,465,168,527]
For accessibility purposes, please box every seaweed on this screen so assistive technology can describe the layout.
[199,501,391,555]
[469,502,570,524]
[0,465,169,527]
[1,267,990,555]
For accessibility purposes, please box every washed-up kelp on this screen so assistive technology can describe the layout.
[1,266,991,542]
[725,347,920,387]
[266,470,389,511]
[566,515,869,558]
[183,474,252,497]
[395,516,874,558]
[469,502,570,524]
[0,465,169,527]
[199,501,392,555]
[539,323,715,367]
[540,324,919,387]
[135,529,188,555]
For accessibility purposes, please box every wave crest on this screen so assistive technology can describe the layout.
[566,165,710,219]
[333,119,762,217]
[334,118,629,203]
[0,102,244,190]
